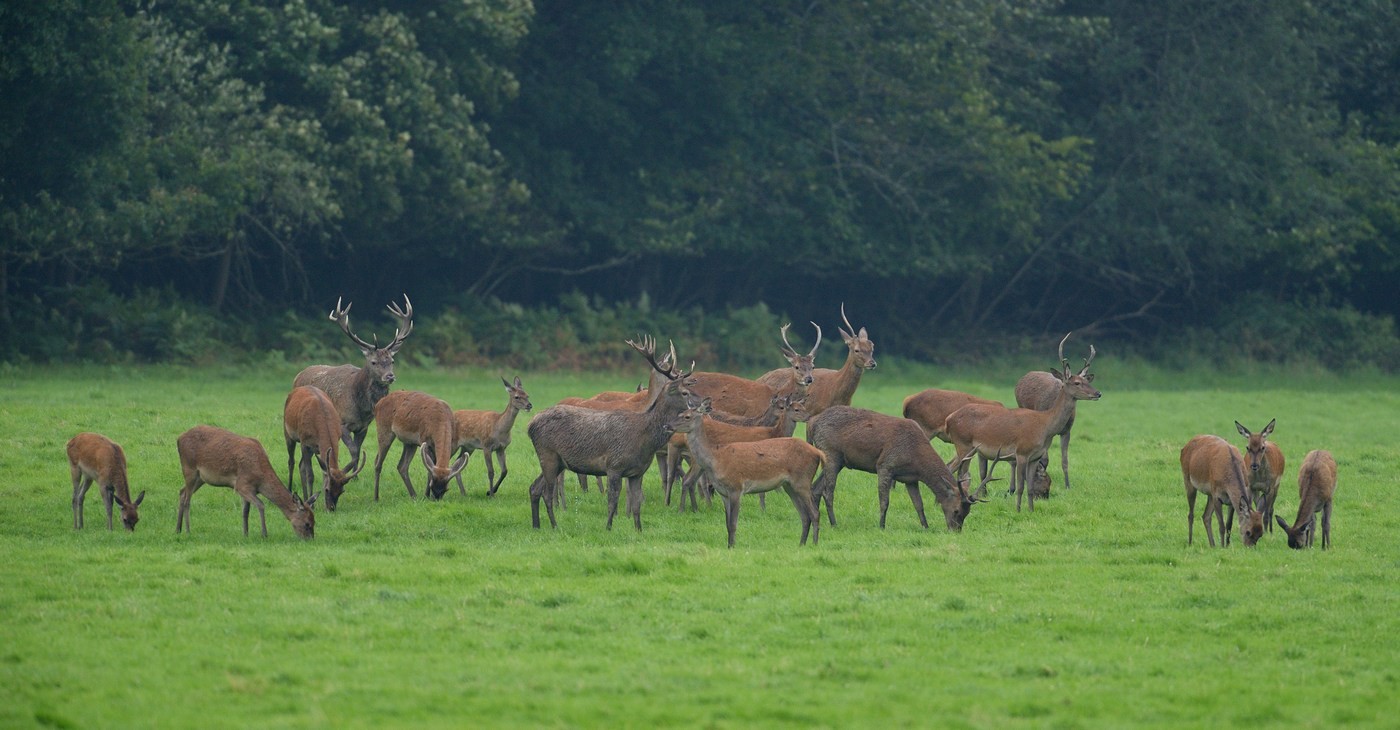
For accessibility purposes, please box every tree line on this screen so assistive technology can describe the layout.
[3,0,1398,366]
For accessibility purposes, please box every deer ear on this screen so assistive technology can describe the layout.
[514,375,523,388]
[306,492,319,508]
[501,376,511,389]
[1275,515,1290,532]
[1235,421,1250,438]
[1261,418,1275,438]
[133,491,146,506]
[1085,372,1095,383]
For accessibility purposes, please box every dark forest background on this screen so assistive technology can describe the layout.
[3,1,1398,370]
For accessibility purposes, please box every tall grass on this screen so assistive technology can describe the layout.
[1,359,1397,728]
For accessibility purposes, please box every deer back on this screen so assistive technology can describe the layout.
[67,432,145,529]
[687,371,777,419]
[293,364,383,433]
[903,389,1001,441]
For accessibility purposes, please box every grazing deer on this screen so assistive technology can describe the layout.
[292,294,413,473]
[371,390,470,501]
[668,399,824,548]
[673,394,811,513]
[176,425,316,539]
[1179,435,1263,547]
[283,385,360,512]
[451,376,533,496]
[1235,419,1284,533]
[807,406,987,530]
[67,432,146,531]
[1276,449,1337,549]
[526,336,693,531]
[754,321,822,393]
[1014,332,1097,491]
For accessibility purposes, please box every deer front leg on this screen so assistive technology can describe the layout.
[101,485,116,531]
[724,492,742,548]
[813,456,844,527]
[1059,423,1073,492]
[1321,502,1332,549]
[904,481,930,529]
[626,475,645,531]
[72,475,92,530]
[1201,496,1219,548]
[395,444,419,499]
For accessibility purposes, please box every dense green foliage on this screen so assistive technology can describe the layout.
[3,1,1400,364]
[3,365,1397,727]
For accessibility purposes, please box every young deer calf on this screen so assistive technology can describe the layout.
[1179,435,1263,547]
[1276,449,1338,549]
[284,385,359,511]
[451,376,532,496]
[176,425,316,539]
[1235,419,1284,533]
[372,390,469,501]
[67,432,146,531]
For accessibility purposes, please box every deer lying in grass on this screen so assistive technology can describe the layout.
[1013,332,1097,491]
[1235,419,1284,533]
[1179,435,1263,547]
[451,376,533,496]
[292,295,413,473]
[760,304,876,418]
[672,394,811,513]
[1276,449,1337,549]
[807,406,987,530]
[668,398,824,548]
[372,390,470,501]
[946,357,1101,512]
[526,336,694,531]
[176,425,316,539]
[284,385,360,511]
[67,432,146,531]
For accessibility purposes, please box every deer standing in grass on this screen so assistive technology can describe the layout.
[1014,332,1096,491]
[176,425,316,539]
[526,336,694,531]
[283,385,360,512]
[67,432,146,531]
[945,352,1102,512]
[1179,435,1263,547]
[807,406,987,530]
[672,394,811,513]
[1235,419,1284,533]
[668,399,824,548]
[371,390,470,501]
[450,376,533,496]
[292,295,413,473]
[759,305,876,417]
[686,322,819,420]
[1276,449,1337,549]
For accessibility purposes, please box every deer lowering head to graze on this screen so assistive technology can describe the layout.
[525,336,694,531]
[902,388,1001,443]
[451,376,533,496]
[754,322,822,393]
[1276,449,1338,549]
[1013,332,1097,491]
[807,405,987,531]
[1179,435,1263,547]
[372,390,469,501]
[283,385,360,512]
[668,398,825,548]
[67,432,145,531]
[292,294,413,473]
[801,304,876,417]
[176,425,316,539]
[1235,419,1284,533]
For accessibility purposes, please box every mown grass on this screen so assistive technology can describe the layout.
[1,358,1397,728]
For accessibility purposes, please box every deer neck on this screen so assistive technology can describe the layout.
[353,367,391,410]
[827,351,866,406]
[1035,387,1080,442]
[259,477,303,519]
[685,417,721,471]
[492,403,521,444]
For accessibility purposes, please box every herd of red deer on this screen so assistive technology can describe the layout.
[65,296,1339,549]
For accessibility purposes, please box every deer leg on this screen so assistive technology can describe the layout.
[626,475,645,532]
[680,468,699,513]
[453,449,469,495]
[250,495,269,538]
[395,444,419,499]
[813,456,844,527]
[489,450,507,496]
[876,472,896,529]
[1221,503,1233,546]
[783,485,814,546]
[1321,501,1332,549]
[657,451,672,505]
[1185,486,1197,546]
[1059,423,1072,491]
[725,492,742,548]
[100,485,116,531]
[286,438,298,497]
[604,474,623,531]
[72,475,91,529]
[1015,458,1027,513]
[299,447,317,502]
[1202,496,1218,548]
[177,475,202,534]
[905,481,929,529]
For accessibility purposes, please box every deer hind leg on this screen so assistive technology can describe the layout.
[724,492,742,548]
[1185,485,1197,545]
[626,475,645,532]
[783,483,815,546]
[813,456,844,528]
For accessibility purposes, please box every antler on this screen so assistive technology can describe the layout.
[329,297,375,351]
[781,322,822,358]
[779,323,796,357]
[626,335,676,380]
[1079,344,1097,375]
[1057,332,1073,372]
[840,302,855,338]
[384,294,413,354]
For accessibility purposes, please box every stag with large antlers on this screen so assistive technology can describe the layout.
[1013,332,1096,491]
[292,295,413,473]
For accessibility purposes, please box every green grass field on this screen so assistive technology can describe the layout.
[2,359,1397,728]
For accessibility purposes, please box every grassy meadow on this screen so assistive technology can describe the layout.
[1,358,1397,728]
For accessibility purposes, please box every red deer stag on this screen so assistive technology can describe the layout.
[371,390,470,501]
[1276,449,1337,549]
[754,322,822,393]
[1013,332,1097,491]
[1235,419,1284,533]
[67,432,146,531]
[451,376,533,496]
[292,294,413,473]
[807,405,987,530]
[668,399,825,548]
[525,336,693,531]
[283,385,360,512]
[945,356,1102,513]
[792,304,876,417]
[686,322,818,420]
[1179,435,1263,547]
[176,425,316,539]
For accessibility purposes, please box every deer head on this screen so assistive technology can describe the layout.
[330,294,414,386]
[779,322,821,387]
[1051,334,1101,402]
[116,490,146,531]
[1234,418,1276,475]
[839,304,876,371]
[504,376,533,413]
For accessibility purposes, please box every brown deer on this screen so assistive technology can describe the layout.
[176,425,316,539]
[902,388,1052,500]
[945,357,1102,512]
[673,394,811,513]
[807,405,987,530]
[67,432,146,531]
[662,389,804,507]
[797,304,876,417]
[1179,435,1264,547]
[754,321,822,393]
[371,390,470,501]
[525,336,693,531]
[1013,332,1097,491]
[1235,419,1284,533]
[450,376,533,496]
[283,385,360,512]
[668,398,825,548]
[1276,449,1337,549]
[685,322,818,420]
[292,294,413,473]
